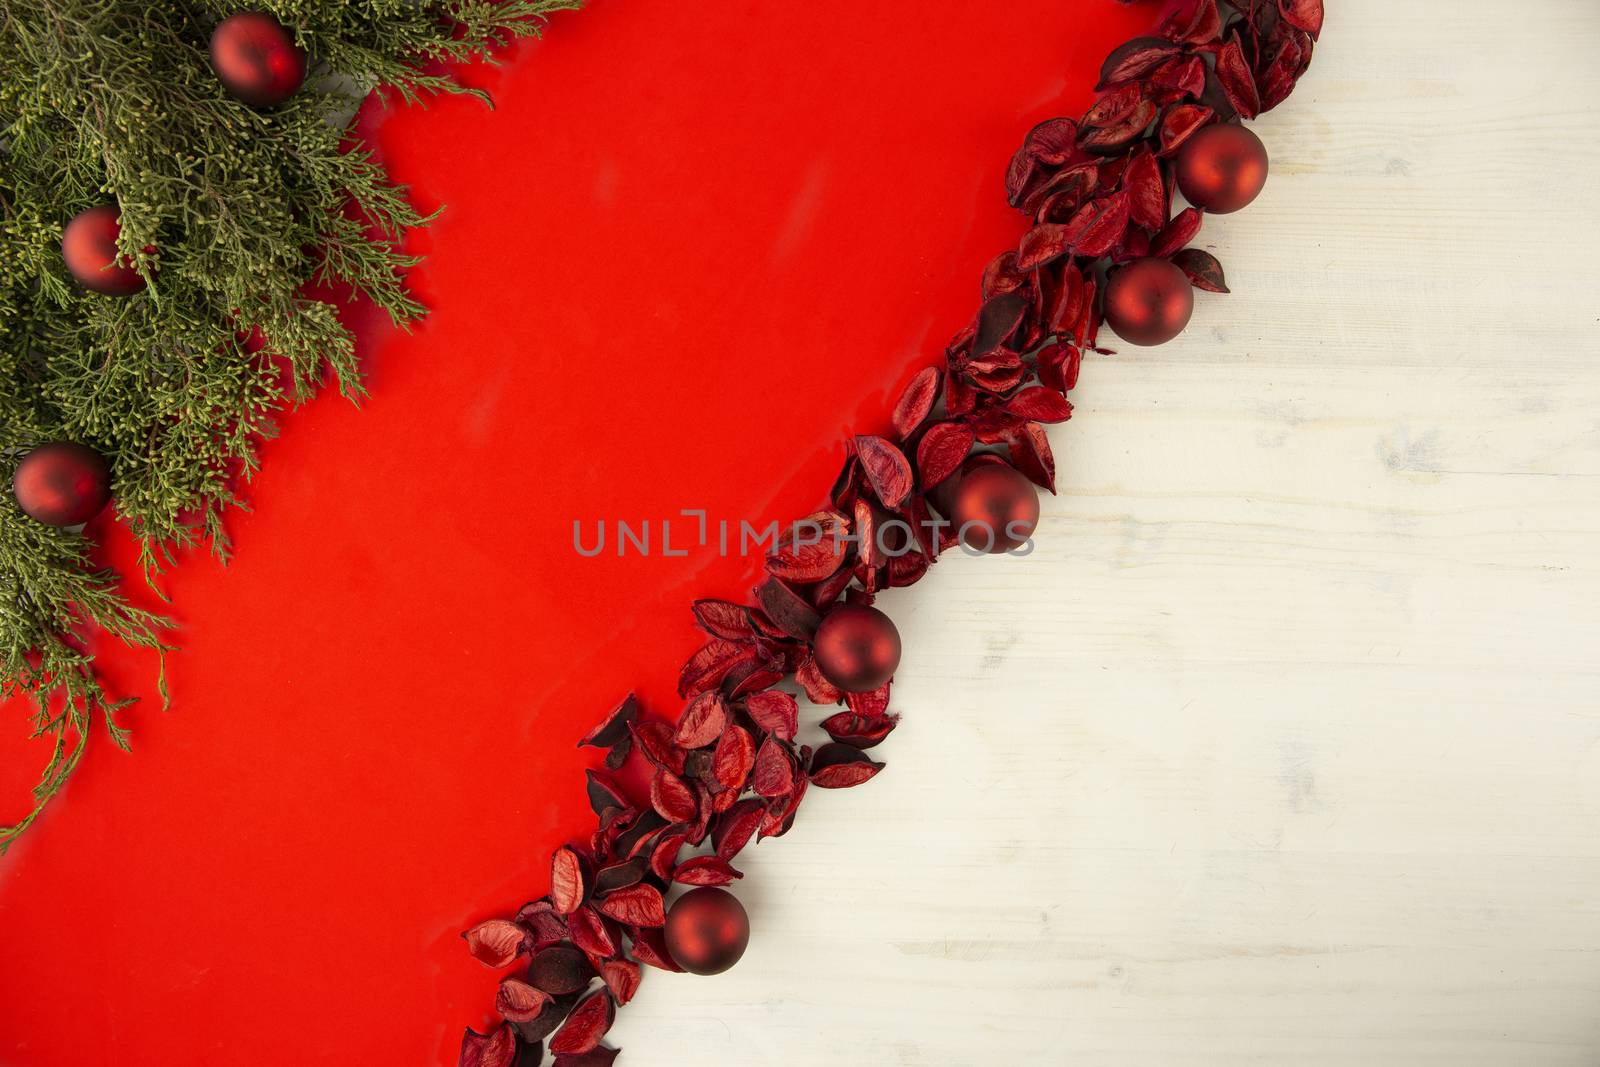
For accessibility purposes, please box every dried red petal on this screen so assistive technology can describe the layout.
[1004,387,1073,424]
[891,366,941,440]
[713,798,766,860]
[549,991,615,1056]
[649,830,688,882]
[550,848,585,917]
[530,943,595,995]
[1097,36,1181,89]
[819,710,899,749]
[459,1024,519,1067]
[743,690,799,740]
[1124,148,1166,231]
[677,637,753,698]
[691,599,755,640]
[1016,222,1072,271]
[1158,104,1214,156]
[596,884,666,928]
[630,720,687,775]
[754,577,820,641]
[675,691,731,749]
[601,959,641,1005]
[650,769,698,824]
[515,900,570,949]
[497,978,552,1024]
[916,421,974,489]
[712,724,757,790]
[462,920,529,969]
[577,693,638,750]
[795,654,844,705]
[1062,191,1131,258]
[1150,206,1203,258]
[627,925,683,973]
[584,769,631,819]
[1279,0,1323,36]
[553,1049,621,1067]
[567,906,617,959]
[1216,34,1262,119]
[1171,248,1229,293]
[854,435,914,509]
[808,743,886,789]
[752,737,796,798]
[1007,422,1058,494]
[1160,0,1223,45]
[673,855,744,886]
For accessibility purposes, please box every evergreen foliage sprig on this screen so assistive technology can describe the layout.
[0,0,580,852]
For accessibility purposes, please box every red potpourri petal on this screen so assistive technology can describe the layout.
[626,925,683,973]
[596,884,666,928]
[553,1048,621,1067]
[672,855,744,886]
[1004,386,1073,424]
[1216,33,1262,119]
[743,689,799,740]
[462,920,529,969]
[1171,248,1229,293]
[566,905,618,958]
[713,724,756,790]
[916,421,975,489]
[854,435,914,509]
[530,943,595,995]
[496,978,552,1024]
[1279,0,1323,36]
[1124,148,1166,231]
[630,720,687,774]
[649,769,698,824]
[752,737,796,798]
[691,599,755,640]
[808,743,887,789]
[713,797,766,860]
[649,830,689,882]
[601,959,641,1005]
[549,990,615,1056]
[1150,206,1203,258]
[1097,36,1181,88]
[577,693,638,750]
[753,577,820,641]
[891,366,942,440]
[550,848,585,916]
[675,690,731,749]
[459,1024,519,1067]
[819,710,899,749]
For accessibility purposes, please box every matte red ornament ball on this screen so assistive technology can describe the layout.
[61,204,145,296]
[1102,257,1194,347]
[1175,123,1270,214]
[813,603,901,693]
[664,887,750,976]
[12,442,113,527]
[209,11,307,108]
[951,463,1040,554]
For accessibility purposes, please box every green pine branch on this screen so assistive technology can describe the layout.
[0,0,581,853]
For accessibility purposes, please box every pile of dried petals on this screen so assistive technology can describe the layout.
[459,1,1324,1063]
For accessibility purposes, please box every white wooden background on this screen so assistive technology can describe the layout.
[612,3,1600,1063]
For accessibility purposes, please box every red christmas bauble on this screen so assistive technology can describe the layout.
[1102,257,1194,347]
[813,603,901,693]
[209,11,307,108]
[664,887,750,976]
[12,442,113,527]
[1175,123,1269,215]
[61,204,145,296]
[951,463,1040,553]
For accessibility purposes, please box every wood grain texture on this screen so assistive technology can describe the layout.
[611,2,1600,1063]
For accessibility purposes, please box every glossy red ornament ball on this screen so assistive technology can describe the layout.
[1175,123,1269,214]
[1102,257,1194,347]
[12,442,113,527]
[951,463,1040,553]
[61,204,145,296]
[209,11,307,108]
[664,887,750,976]
[813,603,901,693]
